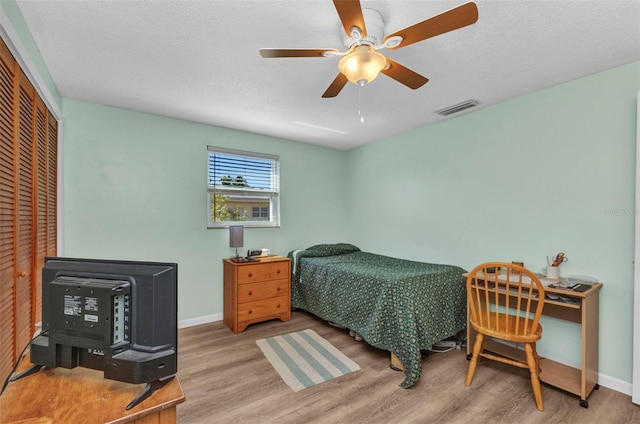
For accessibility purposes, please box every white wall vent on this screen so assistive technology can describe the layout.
[436,99,480,116]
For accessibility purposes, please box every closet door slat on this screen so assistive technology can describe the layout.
[0,37,16,382]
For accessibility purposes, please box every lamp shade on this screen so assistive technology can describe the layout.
[229,226,243,248]
[338,45,386,86]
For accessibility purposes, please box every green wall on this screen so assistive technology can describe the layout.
[62,99,348,323]
[345,61,640,385]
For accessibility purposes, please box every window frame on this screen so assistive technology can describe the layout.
[207,146,280,229]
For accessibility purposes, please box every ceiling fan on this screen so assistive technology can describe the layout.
[259,1,479,98]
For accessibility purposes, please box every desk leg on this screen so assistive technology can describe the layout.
[581,291,600,406]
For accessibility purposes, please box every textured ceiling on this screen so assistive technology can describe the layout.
[15,0,640,150]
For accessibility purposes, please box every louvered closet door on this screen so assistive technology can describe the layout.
[46,112,57,261]
[31,99,57,325]
[0,37,58,380]
[33,97,47,325]
[0,37,16,380]
[15,69,36,358]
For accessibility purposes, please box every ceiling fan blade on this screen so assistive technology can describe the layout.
[380,59,429,89]
[383,2,478,50]
[322,73,349,98]
[333,0,367,38]
[260,48,339,58]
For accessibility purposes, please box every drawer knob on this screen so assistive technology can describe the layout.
[248,291,253,296]
[277,287,281,292]
[277,270,281,274]
[248,273,253,278]
[248,310,253,315]
[19,271,27,278]
[277,304,281,309]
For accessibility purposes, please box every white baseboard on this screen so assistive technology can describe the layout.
[178,313,222,329]
[598,373,632,397]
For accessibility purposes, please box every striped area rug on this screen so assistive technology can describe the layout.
[256,329,360,392]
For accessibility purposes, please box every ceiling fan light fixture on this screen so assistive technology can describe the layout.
[338,45,386,86]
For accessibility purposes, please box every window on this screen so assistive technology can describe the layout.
[252,206,269,220]
[207,146,280,228]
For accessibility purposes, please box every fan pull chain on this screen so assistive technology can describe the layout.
[358,83,365,123]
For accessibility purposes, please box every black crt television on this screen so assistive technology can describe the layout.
[25,257,178,409]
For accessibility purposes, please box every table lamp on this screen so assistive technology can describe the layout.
[229,225,243,259]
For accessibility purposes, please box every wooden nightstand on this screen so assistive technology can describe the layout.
[223,256,291,333]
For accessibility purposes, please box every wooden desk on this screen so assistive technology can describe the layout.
[0,354,185,424]
[464,272,602,408]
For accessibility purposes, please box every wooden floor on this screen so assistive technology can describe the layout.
[176,310,639,423]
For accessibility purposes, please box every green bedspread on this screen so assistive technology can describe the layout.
[288,243,467,388]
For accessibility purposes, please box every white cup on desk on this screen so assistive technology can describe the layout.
[543,265,560,280]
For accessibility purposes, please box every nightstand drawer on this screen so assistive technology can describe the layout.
[238,279,289,303]
[237,262,289,284]
[237,295,289,321]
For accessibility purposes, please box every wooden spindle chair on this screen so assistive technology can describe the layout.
[465,262,546,410]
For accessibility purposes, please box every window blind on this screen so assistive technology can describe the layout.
[208,146,279,193]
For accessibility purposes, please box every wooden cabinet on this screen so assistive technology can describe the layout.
[0,38,58,381]
[223,257,291,333]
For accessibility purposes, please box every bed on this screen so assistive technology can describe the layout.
[287,243,467,388]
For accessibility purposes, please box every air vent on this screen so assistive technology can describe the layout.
[436,99,480,116]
